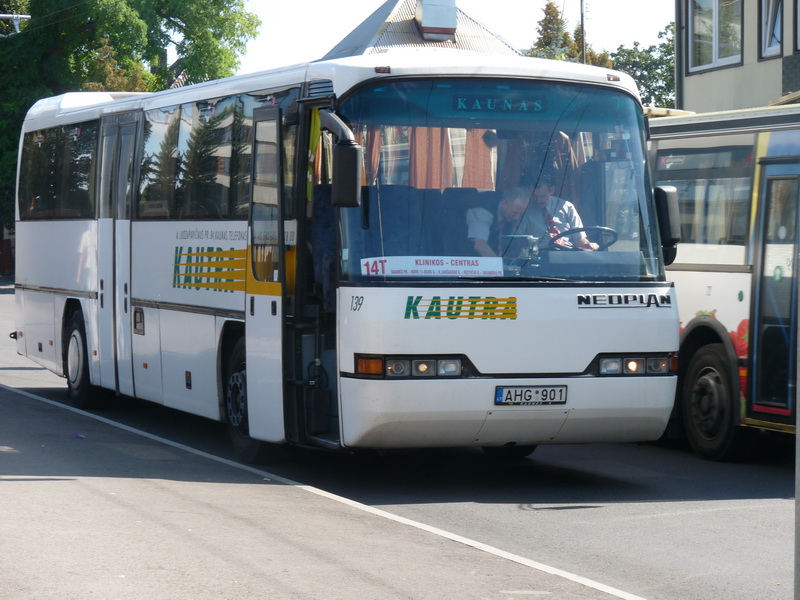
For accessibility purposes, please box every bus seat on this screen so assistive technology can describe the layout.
[360,185,426,257]
[439,187,496,256]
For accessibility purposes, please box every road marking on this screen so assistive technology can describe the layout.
[1,383,648,600]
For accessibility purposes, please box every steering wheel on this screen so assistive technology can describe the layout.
[544,226,618,251]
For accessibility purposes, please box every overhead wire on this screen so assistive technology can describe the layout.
[11,0,104,36]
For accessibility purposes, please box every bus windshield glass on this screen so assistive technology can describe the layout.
[334,78,663,282]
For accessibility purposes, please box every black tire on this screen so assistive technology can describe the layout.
[65,311,102,409]
[224,338,270,463]
[482,445,537,460]
[681,344,753,461]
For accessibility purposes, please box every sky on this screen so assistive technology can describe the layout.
[238,0,675,75]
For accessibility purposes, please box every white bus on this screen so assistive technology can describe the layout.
[13,47,680,461]
[649,105,800,460]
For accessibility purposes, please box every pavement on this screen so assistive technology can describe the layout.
[0,382,637,600]
[0,272,640,599]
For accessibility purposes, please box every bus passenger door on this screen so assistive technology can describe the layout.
[245,108,285,443]
[751,162,800,420]
[97,116,136,396]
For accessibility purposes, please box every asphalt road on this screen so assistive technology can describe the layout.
[0,278,794,599]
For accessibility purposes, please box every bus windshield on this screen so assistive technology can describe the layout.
[334,78,663,282]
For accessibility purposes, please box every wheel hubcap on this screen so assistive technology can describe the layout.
[67,331,82,386]
[690,368,724,439]
[226,370,247,428]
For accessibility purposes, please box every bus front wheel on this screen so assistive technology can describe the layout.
[681,344,752,461]
[225,338,269,463]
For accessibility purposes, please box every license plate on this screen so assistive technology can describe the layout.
[495,386,568,406]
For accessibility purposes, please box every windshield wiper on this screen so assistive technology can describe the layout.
[458,275,568,282]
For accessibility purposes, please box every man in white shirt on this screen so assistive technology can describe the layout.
[466,175,597,258]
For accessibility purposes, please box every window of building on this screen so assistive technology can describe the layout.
[761,0,782,58]
[688,0,742,71]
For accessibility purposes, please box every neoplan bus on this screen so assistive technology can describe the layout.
[13,47,680,461]
[650,105,800,460]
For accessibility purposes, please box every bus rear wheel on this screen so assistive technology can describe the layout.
[65,310,103,409]
[225,338,269,463]
[681,344,752,461]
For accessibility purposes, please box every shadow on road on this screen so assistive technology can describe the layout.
[2,382,793,511]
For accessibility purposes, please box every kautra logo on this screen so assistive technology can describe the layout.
[404,296,517,320]
[172,247,247,292]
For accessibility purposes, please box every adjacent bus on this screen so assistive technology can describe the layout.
[650,105,800,460]
[14,46,680,461]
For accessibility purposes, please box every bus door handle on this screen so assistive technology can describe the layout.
[249,297,277,316]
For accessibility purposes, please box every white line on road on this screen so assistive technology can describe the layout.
[1,382,648,600]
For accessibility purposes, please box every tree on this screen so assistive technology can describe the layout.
[0,0,28,36]
[611,24,675,108]
[0,0,260,232]
[526,2,611,68]
[84,38,148,92]
[570,25,612,68]
[527,1,572,61]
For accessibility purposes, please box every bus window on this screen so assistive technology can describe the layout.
[251,116,281,282]
[18,121,99,220]
[139,106,180,219]
[337,79,661,283]
[653,136,755,265]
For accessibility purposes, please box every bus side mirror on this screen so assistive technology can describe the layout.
[318,108,363,208]
[331,141,363,208]
[654,185,680,266]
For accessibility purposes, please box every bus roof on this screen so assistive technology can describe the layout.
[23,56,641,133]
[649,103,800,137]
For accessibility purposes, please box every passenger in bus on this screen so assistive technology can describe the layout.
[466,174,597,257]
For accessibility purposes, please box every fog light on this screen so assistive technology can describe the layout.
[599,358,622,375]
[647,357,669,374]
[624,358,645,374]
[412,359,436,377]
[437,359,462,376]
[386,359,411,377]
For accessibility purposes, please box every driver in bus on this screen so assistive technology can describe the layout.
[466,172,597,257]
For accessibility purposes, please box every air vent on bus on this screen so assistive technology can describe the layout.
[306,80,335,99]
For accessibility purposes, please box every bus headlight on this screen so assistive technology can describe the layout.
[355,354,465,378]
[646,357,670,374]
[437,359,462,377]
[599,358,622,375]
[599,354,675,376]
[386,359,411,377]
[412,359,437,377]
[624,359,646,374]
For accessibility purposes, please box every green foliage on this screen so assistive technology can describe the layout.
[526,1,611,67]
[131,0,260,89]
[525,2,675,108]
[611,24,675,108]
[527,1,571,61]
[0,0,260,236]
[570,25,611,68]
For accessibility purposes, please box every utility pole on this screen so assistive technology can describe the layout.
[0,13,30,37]
[580,0,586,64]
